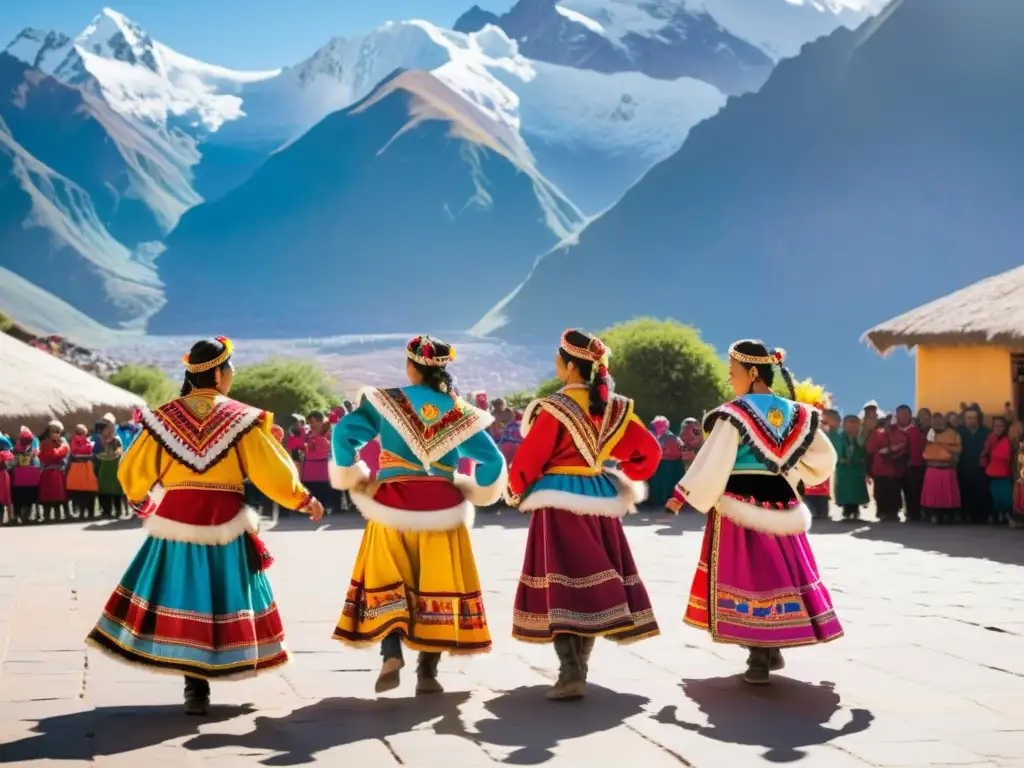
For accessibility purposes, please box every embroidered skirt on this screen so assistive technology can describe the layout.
[334,479,490,654]
[512,508,659,643]
[86,490,287,679]
[921,466,960,509]
[38,468,67,504]
[648,458,684,507]
[684,509,842,648]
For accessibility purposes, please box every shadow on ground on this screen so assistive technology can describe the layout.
[654,676,873,763]
[439,684,650,764]
[0,704,254,762]
[181,685,648,765]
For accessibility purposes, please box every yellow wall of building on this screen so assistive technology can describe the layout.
[915,345,1017,416]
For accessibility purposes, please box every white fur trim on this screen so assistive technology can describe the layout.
[144,507,260,545]
[350,489,474,532]
[329,460,370,491]
[360,386,492,468]
[453,463,508,506]
[715,495,812,535]
[520,469,647,519]
[520,397,545,438]
[140,398,262,473]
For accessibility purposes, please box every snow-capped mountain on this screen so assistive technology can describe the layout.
[149,70,585,338]
[4,8,279,138]
[222,19,725,212]
[455,0,885,94]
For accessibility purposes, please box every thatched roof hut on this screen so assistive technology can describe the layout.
[863,266,1024,355]
[0,333,144,436]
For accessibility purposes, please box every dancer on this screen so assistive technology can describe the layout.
[329,335,505,695]
[673,340,840,685]
[507,329,661,700]
[86,337,324,715]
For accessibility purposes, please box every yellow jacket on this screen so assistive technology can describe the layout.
[119,389,312,511]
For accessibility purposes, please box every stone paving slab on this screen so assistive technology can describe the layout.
[1,509,1023,766]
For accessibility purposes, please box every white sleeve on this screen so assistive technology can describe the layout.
[786,429,838,488]
[676,420,739,514]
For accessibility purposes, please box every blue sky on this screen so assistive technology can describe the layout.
[1,1,512,69]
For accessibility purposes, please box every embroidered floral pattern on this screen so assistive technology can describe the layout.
[527,392,632,467]
[141,395,263,473]
[364,387,490,467]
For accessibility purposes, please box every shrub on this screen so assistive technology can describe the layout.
[503,390,536,409]
[108,364,177,406]
[532,318,730,426]
[0,310,13,333]
[230,358,339,420]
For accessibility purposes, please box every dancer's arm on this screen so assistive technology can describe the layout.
[116,430,165,507]
[237,416,315,513]
[504,411,560,507]
[785,429,838,489]
[453,430,508,506]
[671,420,739,514]
[610,416,662,482]
[328,397,382,491]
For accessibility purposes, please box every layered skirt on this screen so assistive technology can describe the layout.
[684,474,842,648]
[66,457,99,493]
[334,477,491,654]
[513,506,659,644]
[921,466,960,509]
[86,489,288,679]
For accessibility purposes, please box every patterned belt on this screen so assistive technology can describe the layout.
[163,481,245,494]
[379,450,454,474]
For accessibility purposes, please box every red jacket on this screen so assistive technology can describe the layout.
[866,427,909,478]
[900,423,926,468]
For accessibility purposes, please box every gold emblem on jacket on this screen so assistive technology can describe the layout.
[767,407,784,429]
[420,403,440,421]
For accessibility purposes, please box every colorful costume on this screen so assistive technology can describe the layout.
[86,386,315,683]
[0,434,13,513]
[507,369,661,693]
[66,433,100,514]
[10,430,40,522]
[922,428,961,523]
[648,416,684,507]
[95,435,124,518]
[37,433,70,508]
[677,385,841,676]
[329,338,505,693]
[830,429,869,520]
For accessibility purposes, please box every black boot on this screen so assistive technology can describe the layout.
[415,652,444,695]
[743,647,772,685]
[183,676,210,715]
[547,635,586,700]
[376,631,405,694]
[579,636,595,681]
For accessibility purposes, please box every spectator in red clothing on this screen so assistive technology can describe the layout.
[896,405,926,522]
[866,417,909,522]
[981,416,1014,524]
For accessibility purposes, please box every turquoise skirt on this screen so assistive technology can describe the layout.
[87,535,289,680]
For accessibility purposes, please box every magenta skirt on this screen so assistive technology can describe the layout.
[513,508,659,643]
[38,468,67,503]
[0,470,10,505]
[685,510,842,647]
[921,466,960,509]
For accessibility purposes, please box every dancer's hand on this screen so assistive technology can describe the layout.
[307,498,325,522]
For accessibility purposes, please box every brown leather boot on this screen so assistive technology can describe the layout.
[579,636,595,681]
[415,652,444,695]
[546,635,586,700]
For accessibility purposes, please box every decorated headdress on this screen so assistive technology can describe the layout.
[182,336,234,373]
[406,335,456,367]
[559,328,613,416]
[792,378,833,412]
[728,339,795,400]
[47,419,63,432]
[19,426,31,439]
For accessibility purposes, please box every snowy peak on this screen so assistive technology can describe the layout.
[4,28,73,74]
[76,7,161,74]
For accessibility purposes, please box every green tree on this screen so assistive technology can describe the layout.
[533,318,729,426]
[503,390,536,409]
[108,364,177,406]
[230,358,340,420]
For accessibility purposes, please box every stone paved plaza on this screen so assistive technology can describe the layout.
[2,509,1024,766]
